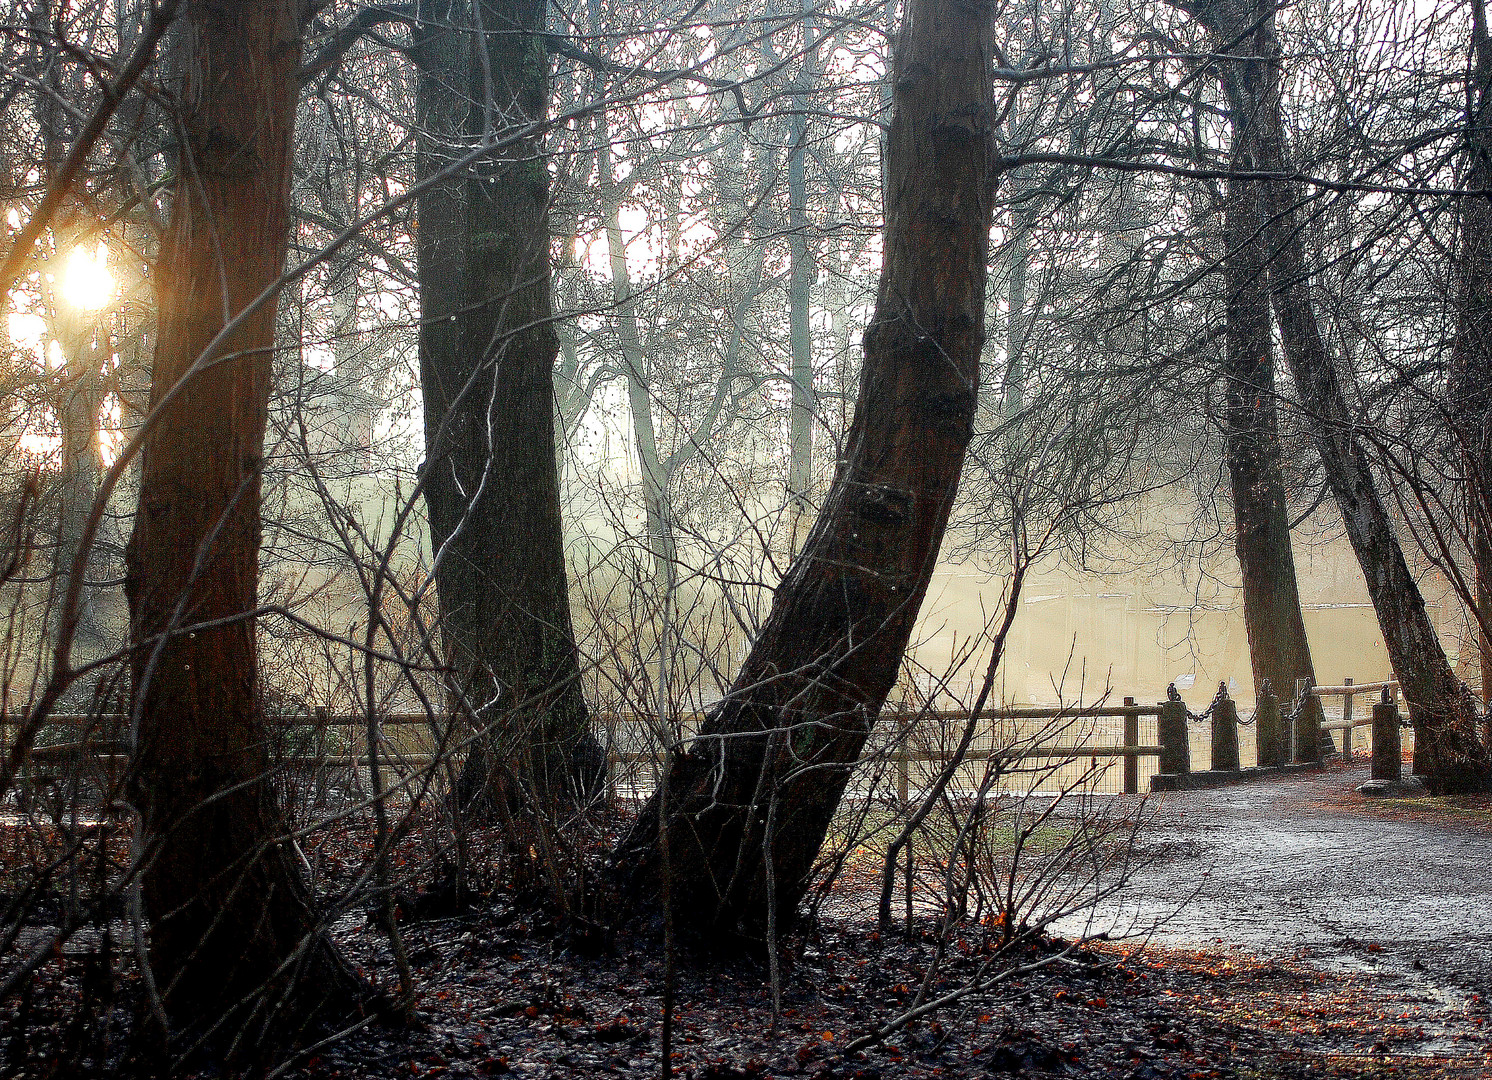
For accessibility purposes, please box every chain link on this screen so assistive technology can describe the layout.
[1182,681,1227,724]
[1160,680,1373,732]
[1173,680,1307,728]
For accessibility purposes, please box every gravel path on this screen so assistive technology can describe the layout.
[1061,763,1492,1058]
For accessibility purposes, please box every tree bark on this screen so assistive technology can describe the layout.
[123,0,352,1030]
[1186,0,1492,791]
[1450,0,1492,740]
[612,0,996,938]
[412,0,599,814]
[1215,60,1324,761]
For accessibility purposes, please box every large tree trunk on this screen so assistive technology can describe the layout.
[1215,66,1323,763]
[1188,0,1492,791]
[612,0,995,938]
[123,0,352,1031]
[412,0,598,814]
[1450,0,1492,739]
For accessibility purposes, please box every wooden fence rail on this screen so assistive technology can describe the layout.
[3,696,1171,798]
[1305,677,1405,774]
[12,675,1413,800]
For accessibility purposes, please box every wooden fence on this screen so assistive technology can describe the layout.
[2,697,1168,800]
[1,677,1410,804]
[1304,677,1400,764]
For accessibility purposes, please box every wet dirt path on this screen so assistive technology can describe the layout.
[1068,764,1492,1065]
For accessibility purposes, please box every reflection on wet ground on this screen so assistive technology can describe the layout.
[1059,765,1492,1059]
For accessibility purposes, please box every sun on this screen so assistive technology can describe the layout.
[58,242,114,311]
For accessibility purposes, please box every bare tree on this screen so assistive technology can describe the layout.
[1449,0,1492,733]
[613,0,997,937]
[411,0,599,819]
[123,0,359,1034]
[1196,0,1324,763]
[1181,0,1492,791]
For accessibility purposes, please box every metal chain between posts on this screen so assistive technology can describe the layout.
[1169,679,1414,741]
[1372,685,1413,729]
[1132,677,1381,732]
[1183,682,1226,724]
[1198,680,1267,727]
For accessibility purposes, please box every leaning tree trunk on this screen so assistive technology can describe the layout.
[123,0,353,1032]
[413,0,598,815]
[1215,65,1323,763]
[612,0,996,938]
[1449,0,1492,738]
[1186,0,1492,791]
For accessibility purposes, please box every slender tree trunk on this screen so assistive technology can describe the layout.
[1003,208,1030,418]
[1479,567,1492,722]
[1451,0,1492,740]
[786,2,818,518]
[325,243,375,465]
[413,0,599,814]
[612,0,996,937]
[595,103,679,587]
[53,310,106,662]
[1216,68,1323,761]
[37,59,110,688]
[123,0,352,1030]
[1185,0,1492,791]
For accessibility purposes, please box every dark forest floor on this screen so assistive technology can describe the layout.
[4,766,1491,1078]
[298,899,1491,1080]
[9,902,1488,1079]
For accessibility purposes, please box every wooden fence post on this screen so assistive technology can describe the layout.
[896,714,910,807]
[1256,680,1283,767]
[313,706,330,806]
[1341,677,1354,763]
[1122,696,1139,794]
[1158,687,1190,775]
[1372,687,1401,782]
[1210,683,1240,771]
[898,713,912,933]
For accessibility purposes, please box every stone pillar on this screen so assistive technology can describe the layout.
[1294,676,1324,763]
[1371,688,1401,783]
[1158,686,1191,775]
[1256,680,1284,767]
[1210,683,1240,771]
